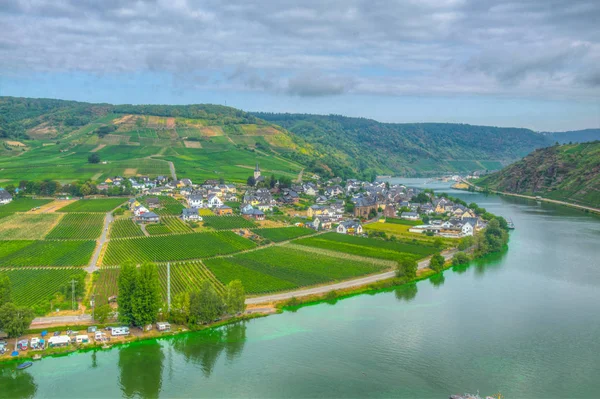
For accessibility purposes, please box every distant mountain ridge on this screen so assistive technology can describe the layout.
[541,129,600,144]
[475,141,600,208]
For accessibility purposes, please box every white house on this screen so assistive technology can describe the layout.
[133,205,149,217]
[187,194,203,208]
[401,212,419,221]
[207,194,223,208]
[461,221,474,236]
[0,189,12,205]
[336,220,363,235]
[182,208,202,221]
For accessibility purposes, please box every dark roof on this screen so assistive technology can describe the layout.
[140,212,159,219]
[0,189,11,200]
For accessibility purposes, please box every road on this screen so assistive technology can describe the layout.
[245,250,456,305]
[86,211,113,273]
[168,161,177,180]
[31,314,92,327]
[460,179,600,215]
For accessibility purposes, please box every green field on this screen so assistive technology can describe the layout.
[146,224,172,235]
[0,268,86,308]
[251,227,314,242]
[140,196,184,216]
[202,216,257,230]
[384,218,422,226]
[294,233,438,263]
[204,246,386,294]
[0,240,96,267]
[110,219,144,238]
[46,213,105,239]
[92,267,120,306]
[0,198,53,213]
[162,216,193,233]
[0,213,62,240]
[102,231,255,265]
[157,261,225,301]
[59,198,126,213]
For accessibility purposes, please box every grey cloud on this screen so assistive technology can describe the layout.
[285,73,354,97]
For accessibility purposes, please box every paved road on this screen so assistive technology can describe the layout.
[86,212,113,273]
[245,250,456,305]
[461,179,600,214]
[31,314,92,326]
[168,161,177,180]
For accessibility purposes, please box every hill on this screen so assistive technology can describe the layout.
[0,97,319,185]
[253,113,552,178]
[541,129,600,144]
[475,141,600,208]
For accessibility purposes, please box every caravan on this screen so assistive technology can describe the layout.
[111,327,130,337]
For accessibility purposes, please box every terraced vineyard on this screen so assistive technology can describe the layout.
[93,267,120,306]
[59,198,126,213]
[0,268,86,308]
[110,219,144,238]
[0,198,53,213]
[0,213,62,240]
[252,226,314,242]
[46,213,105,239]
[294,232,438,263]
[204,246,386,294]
[0,240,96,267]
[202,216,257,230]
[102,231,255,265]
[157,261,225,301]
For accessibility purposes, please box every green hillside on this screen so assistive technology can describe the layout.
[253,113,553,178]
[475,141,600,208]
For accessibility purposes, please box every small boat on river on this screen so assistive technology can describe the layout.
[507,218,515,229]
[17,362,33,370]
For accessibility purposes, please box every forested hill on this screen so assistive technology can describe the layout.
[542,129,600,144]
[253,113,552,177]
[475,141,600,208]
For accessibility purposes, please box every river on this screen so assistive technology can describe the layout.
[2,180,599,398]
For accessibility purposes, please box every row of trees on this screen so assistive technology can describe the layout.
[0,275,34,339]
[246,174,293,189]
[116,262,246,327]
[5,179,134,198]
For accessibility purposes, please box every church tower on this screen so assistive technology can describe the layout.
[254,163,261,180]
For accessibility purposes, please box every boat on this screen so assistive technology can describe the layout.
[507,218,515,230]
[17,362,33,370]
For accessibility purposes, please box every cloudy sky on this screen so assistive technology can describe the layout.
[1,0,599,131]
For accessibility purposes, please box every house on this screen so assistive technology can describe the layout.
[0,189,13,205]
[133,205,149,217]
[353,197,378,218]
[337,220,363,235]
[187,194,204,208]
[207,194,223,208]
[315,195,328,205]
[383,205,397,218]
[146,197,160,209]
[182,208,202,221]
[460,210,475,219]
[307,205,325,218]
[180,178,193,187]
[214,205,233,216]
[242,205,265,220]
[138,212,160,223]
[325,185,343,198]
[303,183,318,196]
[401,212,419,221]
[312,216,333,231]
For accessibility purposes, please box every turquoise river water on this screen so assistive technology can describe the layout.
[1,180,599,398]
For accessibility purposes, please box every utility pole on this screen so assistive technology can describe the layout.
[167,262,171,312]
[69,279,78,311]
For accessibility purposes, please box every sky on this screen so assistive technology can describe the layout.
[0,0,599,131]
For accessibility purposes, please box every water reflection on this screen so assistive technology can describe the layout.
[172,322,247,377]
[394,283,418,302]
[429,273,445,288]
[118,340,165,398]
[0,367,37,399]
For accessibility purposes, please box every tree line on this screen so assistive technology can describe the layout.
[4,179,134,198]
[0,275,34,339]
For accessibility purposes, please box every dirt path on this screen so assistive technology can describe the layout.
[245,249,456,305]
[296,168,304,183]
[168,161,177,180]
[139,223,150,237]
[86,212,113,273]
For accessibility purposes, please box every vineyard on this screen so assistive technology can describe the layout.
[162,216,193,233]
[146,224,171,235]
[102,231,256,265]
[0,268,86,310]
[252,226,314,242]
[0,198,53,213]
[0,213,62,240]
[59,198,126,213]
[204,246,386,294]
[110,219,144,238]
[46,213,105,239]
[157,261,225,301]
[294,233,438,263]
[140,196,184,215]
[92,267,120,307]
[202,216,257,230]
[0,240,96,267]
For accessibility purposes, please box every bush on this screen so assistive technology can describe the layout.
[452,252,470,266]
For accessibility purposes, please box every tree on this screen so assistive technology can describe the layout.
[433,237,444,249]
[421,215,430,224]
[190,280,224,324]
[170,292,191,325]
[452,252,470,266]
[4,184,16,196]
[94,304,112,324]
[396,258,418,280]
[0,274,11,307]
[458,235,474,250]
[411,192,430,203]
[132,262,161,327]
[246,176,256,186]
[118,261,137,325]
[88,153,100,164]
[368,208,377,219]
[224,280,246,315]
[269,174,276,189]
[0,303,34,338]
[429,253,445,273]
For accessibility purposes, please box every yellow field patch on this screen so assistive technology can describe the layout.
[166,117,176,128]
[198,209,214,216]
[5,140,26,147]
[26,122,58,138]
[0,213,63,240]
[90,144,106,153]
[199,126,224,136]
[240,125,280,136]
[33,200,77,213]
[123,168,138,177]
[364,223,411,235]
[183,140,203,148]
[113,114,137,125]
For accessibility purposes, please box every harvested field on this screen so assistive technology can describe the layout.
[113,114,136,125]
[166,117,176,128]
[5,141,26,147]
[90,144,106,152]
[200,126,224,136]
[123,168,138,177]
[183,140,202,148]
[0,213,62,240]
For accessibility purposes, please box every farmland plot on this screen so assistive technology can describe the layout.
[46,213,105,239]
[0,213,62,240]
[157,261,224,302]
[102,231,255,265]
[202,216,257,230]
[110,219,144,238]
[251,227,314,242]
[0,240,96,267]
[0,198,53,213]
[93,267,120,307]
[59,198,126,213]
[140,196,184,215]
[146,224,171,235]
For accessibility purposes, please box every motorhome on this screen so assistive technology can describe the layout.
[111,327,130,337]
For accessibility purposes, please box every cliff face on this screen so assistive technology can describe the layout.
[476,142,600,208]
